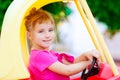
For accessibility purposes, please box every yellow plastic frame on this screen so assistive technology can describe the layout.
[0,0,119,79]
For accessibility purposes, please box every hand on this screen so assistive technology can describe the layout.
[82,49,100,62]
[74,49,100,63]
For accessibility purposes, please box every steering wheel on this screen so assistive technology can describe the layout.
[81,57,100,80]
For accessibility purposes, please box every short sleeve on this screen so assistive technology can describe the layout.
[54,51,74,63]
[34,51,58,71]
[60,53,74,63]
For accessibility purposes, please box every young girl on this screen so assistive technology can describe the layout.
[25,8,100,80]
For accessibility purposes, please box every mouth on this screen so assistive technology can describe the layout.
[43,39,51,42]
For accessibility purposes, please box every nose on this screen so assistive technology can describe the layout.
[45,31,50,38]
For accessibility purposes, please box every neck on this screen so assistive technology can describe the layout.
[31,46,49,51]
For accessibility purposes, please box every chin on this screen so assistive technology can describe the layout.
[42,46,50,50]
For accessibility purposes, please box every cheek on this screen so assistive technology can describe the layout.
[52,33,56,39]
[34,35,42,41]
[31,34,40,41]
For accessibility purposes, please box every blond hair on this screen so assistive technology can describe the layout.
[25,8,55,32]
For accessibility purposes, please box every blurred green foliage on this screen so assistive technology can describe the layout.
[87,0,120,35]
[42,2,72,24]
[1,0,120,36]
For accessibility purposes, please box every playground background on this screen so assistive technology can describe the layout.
[0,0,120,64]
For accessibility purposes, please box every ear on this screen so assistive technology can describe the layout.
[27,31,32,40]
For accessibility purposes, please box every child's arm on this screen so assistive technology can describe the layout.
[59,49,100,65]
[48,60,91,76]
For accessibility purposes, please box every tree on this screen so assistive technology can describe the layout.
[87,0,120,35]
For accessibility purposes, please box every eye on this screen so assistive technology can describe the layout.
[38,30,43,33]
[49,29,53,32]
[49,28,54,32]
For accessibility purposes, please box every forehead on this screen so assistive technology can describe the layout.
[34,21,54,29]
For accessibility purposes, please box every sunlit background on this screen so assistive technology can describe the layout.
[0,0,120,62]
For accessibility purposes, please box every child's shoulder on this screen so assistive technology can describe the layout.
[30,49,49,56]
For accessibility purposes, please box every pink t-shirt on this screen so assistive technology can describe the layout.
[28,50,74,80]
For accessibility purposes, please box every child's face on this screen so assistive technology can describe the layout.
[28,21,55,50]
